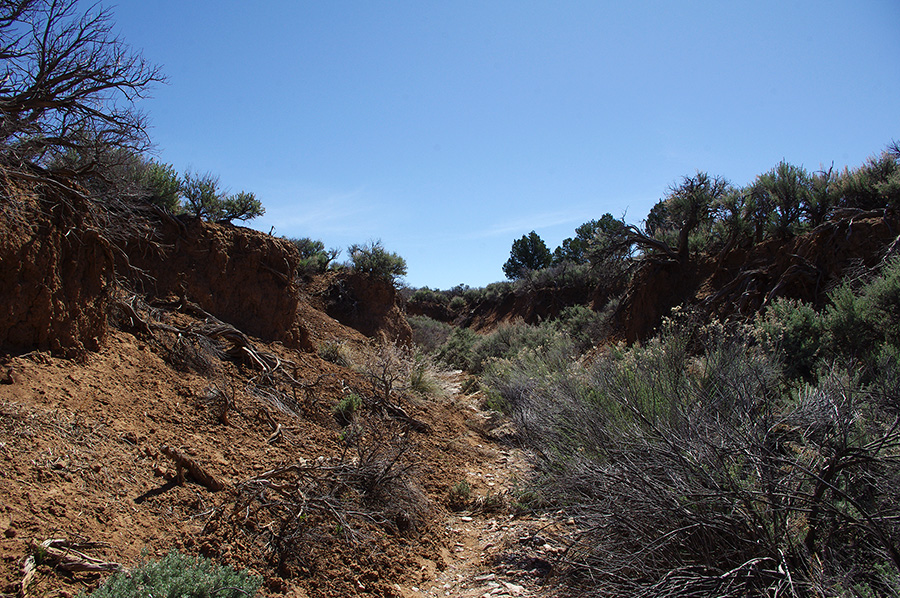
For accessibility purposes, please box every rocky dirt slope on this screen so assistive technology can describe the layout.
[0,326,564,597]
[0,177,560,597]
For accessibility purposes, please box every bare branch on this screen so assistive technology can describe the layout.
[0,0,165,165]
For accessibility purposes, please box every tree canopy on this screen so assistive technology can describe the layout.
[180,170,264,223]
[503,230,552,279]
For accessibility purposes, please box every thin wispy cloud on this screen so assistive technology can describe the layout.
[256,185,381,238]
[469,210,597,240]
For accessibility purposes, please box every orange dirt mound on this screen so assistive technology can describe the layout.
[307,272,413,345]
[0,317,482,597]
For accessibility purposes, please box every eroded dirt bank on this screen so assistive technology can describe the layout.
[0,331,564,598]
[0,183,556,596]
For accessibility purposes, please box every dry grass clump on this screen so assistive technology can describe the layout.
[318,340,354,368]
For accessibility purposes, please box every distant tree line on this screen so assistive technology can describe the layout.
[503,143,900,280]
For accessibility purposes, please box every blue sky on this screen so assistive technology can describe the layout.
[110,1,900,289]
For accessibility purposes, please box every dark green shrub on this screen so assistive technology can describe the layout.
[490,314,900,596]
[757,297,825,382]
[347,240,407,284]
[448,295,467,313]
[645,172,731,262]
[836,150,900,210]
[754,161,811,238]
[517,261,597,292]
[180,171,263,223]
[409,287,449,305]
[463,281,513,304]
[553,215,627,266]
[435,327,478,370]
[468,322,570,374]
[823,257,900,368]
[758,257,900,386]
[81,550,260,598]
[857,256,900,347]
[551,305,608,353]
[140,161,181,212]
[448,480,472,511]
[287,237,338,276]
[408,315,453,354]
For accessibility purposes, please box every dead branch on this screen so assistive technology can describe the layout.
[21,539,122,598]
[159,444,226,492]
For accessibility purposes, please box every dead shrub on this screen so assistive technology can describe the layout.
[204,417,430,577]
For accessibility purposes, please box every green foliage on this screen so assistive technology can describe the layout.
[488,311,900,596]
[409,287,449,306]
[467,322,571,374]
[823,257,900,366]
[550,305,608,353]
[140,160,181,212]
[805,165,839,226]
[81,550,260,598]
[553,214,627,265]
[180,171,264,223]
[220,190,265,223]
[646,172,731,261]
[287,237,339,276]
[448,480,472,511]
[836,149,900,210]
[759,257,900,382]
[753,160,812,238]
[448,295,467,313]
[408,315,453,354]
[347,240,407,284]
[407,351,444,397]
[756,297,825,382]
[461,281,513,304]
[333,393,362,425]
[517,261,597,292]
[503,230,552,279]
[434,326,478,371]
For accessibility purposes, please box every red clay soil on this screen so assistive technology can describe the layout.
[0,185,485,597]
[305,271,413,345]
[0,177,113,358]
[0,312,489,597]
[121,216,302,348]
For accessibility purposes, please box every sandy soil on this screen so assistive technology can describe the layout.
[0,322,568,598]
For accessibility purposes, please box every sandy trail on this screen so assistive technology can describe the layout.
[396,376,569,598]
